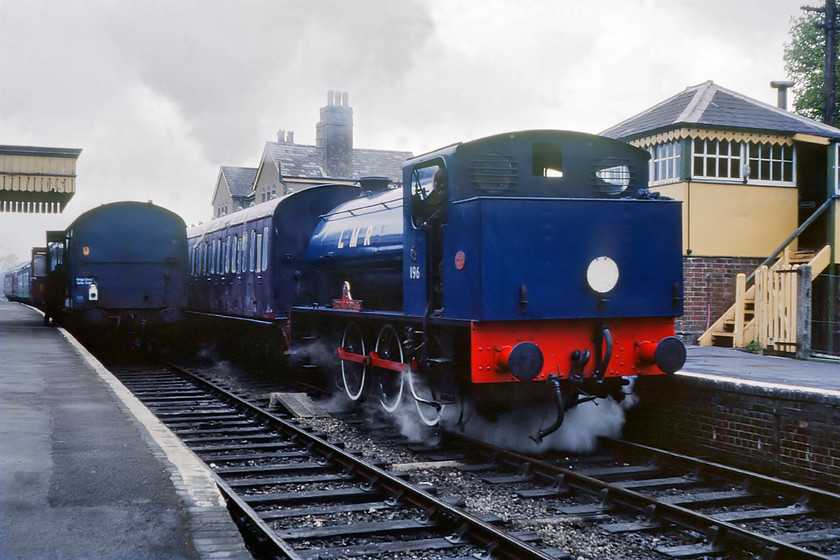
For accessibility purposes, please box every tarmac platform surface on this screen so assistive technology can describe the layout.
[0,301,253,560]
[680,345,840,394]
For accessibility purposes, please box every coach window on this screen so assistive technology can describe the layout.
[231,235,236,273]
[261,226,269,271]
[255,231,263,273]
[214,238,220,274]
[222,237,229,274]
[241,235,246,272]
[249,230,256,272]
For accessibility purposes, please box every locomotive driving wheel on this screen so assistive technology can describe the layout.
[374,324,404,413]
[340,321,366,401]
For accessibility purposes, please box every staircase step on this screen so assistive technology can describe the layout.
[712,332,735,348]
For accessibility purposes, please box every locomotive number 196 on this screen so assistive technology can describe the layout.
[409,265,422,279]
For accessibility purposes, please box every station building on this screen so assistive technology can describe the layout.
[601,81,840,354]
[0,145,81,214]
[210,92,411,218]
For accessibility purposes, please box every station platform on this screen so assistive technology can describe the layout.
[0,301,253,560]
[681,345,840,394]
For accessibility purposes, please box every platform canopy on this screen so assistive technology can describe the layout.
[0,145,82,214]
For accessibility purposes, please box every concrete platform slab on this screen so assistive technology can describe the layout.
[0,301,253,559]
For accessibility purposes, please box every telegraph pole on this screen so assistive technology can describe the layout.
[804,0,837,124]
[826,0,837,125]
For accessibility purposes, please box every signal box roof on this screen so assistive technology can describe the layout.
[600,81,840,142]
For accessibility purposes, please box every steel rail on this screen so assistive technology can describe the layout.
[602,437,840,511]
[160,363,560,560]
[444,432,837,560]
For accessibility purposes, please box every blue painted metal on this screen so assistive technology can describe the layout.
[65,201,188,314]
[443,197,683,321]
[308,187,404,310]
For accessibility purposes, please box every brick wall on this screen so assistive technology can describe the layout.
[679,256,764,342]
[625,374,840,490]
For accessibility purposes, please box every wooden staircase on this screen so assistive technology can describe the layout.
[699,245,831,349]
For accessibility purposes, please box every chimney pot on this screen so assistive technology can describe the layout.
[286,131,294,143]
[328,90,335,106]
[770,80,795,110]
[278,129,285,143]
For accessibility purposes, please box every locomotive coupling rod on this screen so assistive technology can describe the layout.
[530,374,565,445]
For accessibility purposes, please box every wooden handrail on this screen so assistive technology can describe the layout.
[746,195,837,285]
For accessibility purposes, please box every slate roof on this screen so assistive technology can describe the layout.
[221,166,257,197]
[265,142,411,183]
[600,81,840,141]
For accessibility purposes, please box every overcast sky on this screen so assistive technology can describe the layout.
[0,0,817,268]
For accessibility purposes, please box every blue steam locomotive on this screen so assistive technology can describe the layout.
[284,130,686,439]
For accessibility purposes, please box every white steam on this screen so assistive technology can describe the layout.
[455,379,640,455]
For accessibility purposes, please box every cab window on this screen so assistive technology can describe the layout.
[410,161,447,228]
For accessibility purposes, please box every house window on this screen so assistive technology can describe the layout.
[649,141,681,184]
[748,142,793,183]
[692,139,741,180]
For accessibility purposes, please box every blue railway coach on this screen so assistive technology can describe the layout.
[45,201,188,338]
[3,260,32,303]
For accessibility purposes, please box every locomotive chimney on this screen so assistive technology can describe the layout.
[316,90,353,178]
[770,80,795,110]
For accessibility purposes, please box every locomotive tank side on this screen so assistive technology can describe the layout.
[307,186,404,310]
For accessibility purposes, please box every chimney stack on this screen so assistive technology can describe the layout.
[770,80,795,110]
[316,90,353,177]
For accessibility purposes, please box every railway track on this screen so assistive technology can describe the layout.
[111,364,568,560]
[112,362,840,560]
[411,433,840,560]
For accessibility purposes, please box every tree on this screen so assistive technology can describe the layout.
[784,1,840,124]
